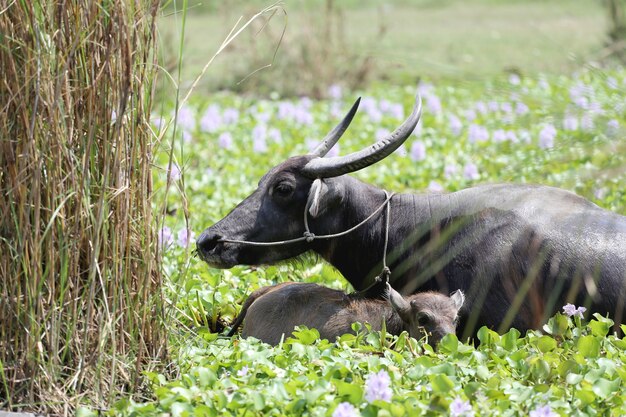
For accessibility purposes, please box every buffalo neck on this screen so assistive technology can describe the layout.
[311,175,436,292]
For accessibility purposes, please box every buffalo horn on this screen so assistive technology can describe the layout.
[310,97,361,157]
[303,94,422,178]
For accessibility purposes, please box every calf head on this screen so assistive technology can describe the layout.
[386,282,464,345]
[197,95,422,268]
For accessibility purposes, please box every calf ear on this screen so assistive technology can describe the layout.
[450,290,465,311]
[307,178,344,218]
[386,282,412,319]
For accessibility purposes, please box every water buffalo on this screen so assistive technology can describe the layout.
[197,93,626,339]
[228,281,464,346]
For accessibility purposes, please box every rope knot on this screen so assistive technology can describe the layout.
[380,266,391,282]
[303,231,316,242]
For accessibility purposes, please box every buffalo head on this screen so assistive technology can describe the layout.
[197,94,422,268]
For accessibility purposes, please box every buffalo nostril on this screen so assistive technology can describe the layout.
[197,233,222,253]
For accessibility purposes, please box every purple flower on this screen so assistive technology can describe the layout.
[562,303,586,318]
[237,366,249,377]
[364,370,392,403]
[396,144,408,157]
[376,128,391,141]
[487,101,500,112]
[594,187,607,200]
[330,102,343,118]
[581,114,595,131]
[361,97,382,122]
[218,132,233,149]
[268,128,282,143]
[500,102,513,114]
[463,163,479,180]
[465,109,476,122]
[508,73,521,85]
[327,84,343,100]
[410,141,426,161]
[450,397,474,417]
[222,107,240,124]
[182,130,192,143]
[492,129,507,143]
[252,124,267,153]
[158,226,174,248]
[607,119,619,135]
[506,130,518,143]
[529,405,558,417]
[475,101,488,115]
[379,99,404,119]
[294,107,314,125]
[168,164,181,182]
[426,94,442,114]
[428,181,444,192]
[177,105,196,131]
[418,82,434,95]
[468,124,489,143]
[177,228,195,248]
[277,102,295,120]
[538,124,556,149]
[389,103,404,119]
[444,163,458,179]
[327,144,340,158]
[515,101,529,115]
[563,115,578,131]
[332,402,360,417]
[152,116,165,131]
[588,101,603,115]
[449,115,463,135]
[607,76,618,90]
[200,105,221,133]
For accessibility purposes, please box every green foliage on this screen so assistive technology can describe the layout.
[106,68,625,414]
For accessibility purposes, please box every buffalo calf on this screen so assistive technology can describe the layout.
[227,281,464,346]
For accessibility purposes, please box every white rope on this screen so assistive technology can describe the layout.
[219,191,395,280]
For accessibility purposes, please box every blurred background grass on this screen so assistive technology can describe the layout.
[158,0,616,97]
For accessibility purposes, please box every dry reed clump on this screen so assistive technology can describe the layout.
[0,0,165,414]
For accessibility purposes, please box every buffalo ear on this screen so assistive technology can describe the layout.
[307,178,344,218]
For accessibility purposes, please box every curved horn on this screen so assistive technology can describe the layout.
[310,97,361,157]
[302,94,422,178]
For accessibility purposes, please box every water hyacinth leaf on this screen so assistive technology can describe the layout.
[290,327,321,345]
[566,373,584,385]
[577,335,601,358]
[334,379,364,403]
[477,326,500,347]
[195,367,217,387]
[438,333,459,353]
[589,314,613,337]
[429,374,455,393]
[575,388,597,406]
[529,358,551,381]
[592,378,620,399]
[501,328,521,351]
[536,336,557,353]
[542,314,570,336]
[251,392,266,411]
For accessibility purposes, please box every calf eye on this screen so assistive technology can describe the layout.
[416,312,431,327]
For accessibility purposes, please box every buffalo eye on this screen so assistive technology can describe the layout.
[273,182,295,198]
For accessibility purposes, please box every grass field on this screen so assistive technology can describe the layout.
[158,0,608,96]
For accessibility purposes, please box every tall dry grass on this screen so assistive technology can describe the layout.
[0,0,165,413]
